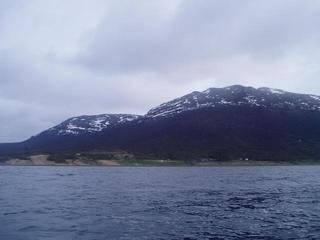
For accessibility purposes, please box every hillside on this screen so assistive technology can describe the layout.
[1,85,320,162]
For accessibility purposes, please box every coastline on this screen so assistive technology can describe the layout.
[1,159,319,167]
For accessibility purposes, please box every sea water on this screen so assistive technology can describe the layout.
[0,166,320,239]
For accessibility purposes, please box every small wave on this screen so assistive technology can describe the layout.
[3,210,27,216]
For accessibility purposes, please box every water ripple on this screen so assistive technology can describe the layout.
[0,166,320,239]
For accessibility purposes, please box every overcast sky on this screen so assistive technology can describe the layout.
[1,0,320,142]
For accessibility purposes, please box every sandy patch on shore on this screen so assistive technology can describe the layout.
[96,160,120,166]
[6,155,56,165]
[29,155,55,165]
[3,156,120,166]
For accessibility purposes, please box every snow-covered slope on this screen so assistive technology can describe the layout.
[34,85,320,137]
[146,85,320,118]
[42,114,141,136]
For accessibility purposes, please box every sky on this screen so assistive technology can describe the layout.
[1,0,320,142]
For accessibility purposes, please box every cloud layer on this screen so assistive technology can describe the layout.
[1,0,320,142]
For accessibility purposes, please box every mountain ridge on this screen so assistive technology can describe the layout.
[34,85,320,138]
[1,85,320,162]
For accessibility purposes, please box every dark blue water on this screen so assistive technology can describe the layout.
[1,166,320,240]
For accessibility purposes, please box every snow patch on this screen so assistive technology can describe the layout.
[50,114,140,136]
[269,88,284,94]
[310,95,320,101]
[244,96,260,106]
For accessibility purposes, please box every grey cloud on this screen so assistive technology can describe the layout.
[75,0,320,74]
[0,97,50,143]
[0,0,24,17]
[0,48,187,142]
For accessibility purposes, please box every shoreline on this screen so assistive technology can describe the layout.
[1,160,320,167]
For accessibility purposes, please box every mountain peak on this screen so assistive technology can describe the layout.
[224,84,248,90]
[39,114,141,136]
[146,86,320,119]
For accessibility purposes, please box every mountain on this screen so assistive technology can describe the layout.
[0,114,141,155]
[39,114,141,136]
[1,85,320,162]
[146,85,320,119]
